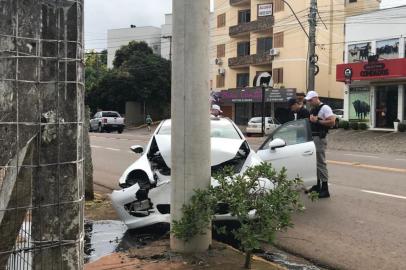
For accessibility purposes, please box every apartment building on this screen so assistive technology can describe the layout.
[210,0,380,124]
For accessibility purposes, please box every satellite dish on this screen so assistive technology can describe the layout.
[255,72,273,87]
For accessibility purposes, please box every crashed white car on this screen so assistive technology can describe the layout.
[111,118,317,229]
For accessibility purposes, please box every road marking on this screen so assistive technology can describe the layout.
[343,153,379,159]
[105,147,120,151]
[395,158,406,162]
[91,145,121,152]
[90,145,102,149]
[361,190,406,200]
[328,160,406,174]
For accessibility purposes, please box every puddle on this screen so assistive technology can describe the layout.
[84,220,324,270]
[84,220,169,263]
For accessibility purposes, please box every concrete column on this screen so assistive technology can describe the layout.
[398,85,404,122]
[370,86,376,128]
[170,0,211,252]
[343,85,350,121]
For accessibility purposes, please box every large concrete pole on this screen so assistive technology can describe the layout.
[170,0,211,252]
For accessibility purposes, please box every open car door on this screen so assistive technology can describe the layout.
[257,119,317,187]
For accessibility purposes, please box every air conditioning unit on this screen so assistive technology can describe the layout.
[270,48,279,56]
[215,58,223,65]
[218,68,226,75]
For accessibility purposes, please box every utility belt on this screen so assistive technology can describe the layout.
[311,122,329,139]
[312,131,327,139]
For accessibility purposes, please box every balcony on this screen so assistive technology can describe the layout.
[229,16,274,37]
[228,53,273,68]
[230,0,250,6]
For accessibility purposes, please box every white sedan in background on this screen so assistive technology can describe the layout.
[111,118,317,229]
[246,117,280,136]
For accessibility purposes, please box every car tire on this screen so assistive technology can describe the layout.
[246,133,251,137]
[334,119,339,129]
[98,124,103,133]
[118,129,123,134]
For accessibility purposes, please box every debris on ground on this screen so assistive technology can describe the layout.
[85,240,285,270]
[85,193,118,221]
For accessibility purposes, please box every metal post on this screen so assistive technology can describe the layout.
[261,85,266,136]
[308,0,318,92]
[171,0,211,253]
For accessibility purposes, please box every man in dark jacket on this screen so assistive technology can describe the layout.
[288,98,310,120]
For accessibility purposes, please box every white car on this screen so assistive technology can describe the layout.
[90,111,125,133]
[111,118,317,229]
[246,117,280,136]
[332,109,344,128]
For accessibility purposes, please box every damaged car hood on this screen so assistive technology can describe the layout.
[154,135,245,167]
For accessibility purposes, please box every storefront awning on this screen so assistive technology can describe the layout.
[336,58,406,82]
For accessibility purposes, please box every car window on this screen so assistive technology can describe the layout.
[333,110,343,116]
[102,112,120,117]
[259,119,311,150]
[249,117,262,123]
[158,120,241,140]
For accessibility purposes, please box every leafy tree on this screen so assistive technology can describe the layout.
[172,163,317,269]
[85,50,108,91]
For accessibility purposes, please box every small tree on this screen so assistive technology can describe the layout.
[172,163,314,269]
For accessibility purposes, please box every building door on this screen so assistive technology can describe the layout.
[375,86,398,128]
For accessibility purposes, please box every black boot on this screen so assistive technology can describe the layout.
[306,179,320,194]
[318,181,330,198]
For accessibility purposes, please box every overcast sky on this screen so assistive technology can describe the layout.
[84,0,406,51]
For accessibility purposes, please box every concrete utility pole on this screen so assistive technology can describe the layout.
[308,0,318,92]
[171,0,211,252]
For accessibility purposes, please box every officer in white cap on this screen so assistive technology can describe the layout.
[211,104,223,117]
[305,91,336,198]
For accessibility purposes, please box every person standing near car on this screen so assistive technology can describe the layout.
[288,98,310,120]
[305,91,336,198]
[146,114,153,132]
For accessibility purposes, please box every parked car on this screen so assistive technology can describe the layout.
[333,109,344,128]
[111,118,317,229]
[246,117,280,136]
[89,111,125,133]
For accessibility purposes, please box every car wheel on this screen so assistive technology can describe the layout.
[334,119,339,129]
[246,133,251,137]
[118,129,123,134]
[98,124,103,133]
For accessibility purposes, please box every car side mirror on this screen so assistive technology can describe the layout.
[130,145,144,154]
[269,138,286,150]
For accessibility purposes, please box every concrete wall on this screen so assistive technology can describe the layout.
[107,26,161,68]
[161,14,173,60]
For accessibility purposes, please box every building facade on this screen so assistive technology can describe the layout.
[107,14,173,68]
[336,5,406,129]
[210,0,380,124]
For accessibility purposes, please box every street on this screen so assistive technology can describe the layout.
[90,128,406,270]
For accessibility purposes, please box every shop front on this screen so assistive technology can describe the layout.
[218,87,296,125]
[337,58,406,129]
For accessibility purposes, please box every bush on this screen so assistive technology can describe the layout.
[338,120,349,130]
[171,163,317,269]
[349,122,359,130]
[359,122,369,130]
[398,122,406,132]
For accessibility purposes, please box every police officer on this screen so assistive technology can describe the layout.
[305,91,336,198]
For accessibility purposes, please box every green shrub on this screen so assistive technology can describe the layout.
[338,120,349,130]
[398,123,406,132]
[349,122,359,130]
[171,163,317,269]
[359,122,369,130]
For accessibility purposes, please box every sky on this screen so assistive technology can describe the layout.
[84,0,406,51]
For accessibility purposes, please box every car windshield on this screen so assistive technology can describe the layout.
[158,120,241,139]
[249,117,279,124]
[102,112,120,117]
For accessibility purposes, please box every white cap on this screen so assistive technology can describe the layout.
[305,91,319,100]
[212,104,223,113]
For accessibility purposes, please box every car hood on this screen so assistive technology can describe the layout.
[154,135,245,167]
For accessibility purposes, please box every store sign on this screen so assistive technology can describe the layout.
[258,4,273,17]
[336,58,406,82]
[220,88,296,103]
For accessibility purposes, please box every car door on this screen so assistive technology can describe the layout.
[91,112,99,130]
[257,119,317,187]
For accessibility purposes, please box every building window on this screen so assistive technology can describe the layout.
[217,44,225,58]
[237,41,250,57]
[376,39,399,59]
[274,0,284,12]
[349,0,357,3]
[217,13,226,28]
[273,68,283,84]
[273,32,284,48]
[257,37,273,54]
[348,42,371,63]
[238,9,251,24]
[216,75,225,88]
[236,73,249,88]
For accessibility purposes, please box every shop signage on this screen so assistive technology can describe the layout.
[220,88,296,103]
[258,4,273,17]
[336,58,406,82]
